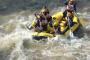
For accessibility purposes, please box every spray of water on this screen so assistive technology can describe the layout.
[0,7,90,60]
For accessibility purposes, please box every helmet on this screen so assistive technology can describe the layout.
[40,7,49,15]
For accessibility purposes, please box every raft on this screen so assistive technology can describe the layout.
[31,12,87,40]
[32,32,54,40]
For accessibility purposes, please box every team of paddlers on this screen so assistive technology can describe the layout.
[28,0,78,34]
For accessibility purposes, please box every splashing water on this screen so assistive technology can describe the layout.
[0,7,90,60]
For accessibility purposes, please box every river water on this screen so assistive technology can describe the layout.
[0,0,90,60]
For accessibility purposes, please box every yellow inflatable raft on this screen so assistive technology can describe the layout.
[31,12,87,39]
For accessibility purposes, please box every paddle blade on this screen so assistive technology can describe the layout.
[69,30,74,38]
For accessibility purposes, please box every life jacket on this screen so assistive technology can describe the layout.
[39,14,53,31]
[39,15,47,25]
[73,16,78,23]
[66,17,74,27]
[65,15,79,27]
[31,13,52,32]
[53,18,67,34]
[52,12,63,28]
[46,15,52,27]
[52,12,63,22]
[33,22,47,32]
[40,14,52,26]
[34,13,48,26]
[60,16,78,33]
[52,12,79,34]
[46,14,52,22]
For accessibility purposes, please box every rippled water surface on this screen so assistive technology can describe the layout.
[0,0,90,60]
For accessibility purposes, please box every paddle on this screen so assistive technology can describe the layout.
[67,16,74,38]
[26,13,39,30]
[26,23,33,30]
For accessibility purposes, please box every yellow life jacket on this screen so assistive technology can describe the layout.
[52,12,78,23]
[31,20,36,28]
[46,25,54,33]
[73,16,78,23]
[52,12,63,22]
[31,14,41,27]
[60,16,79,33]
[52,12,64,27]
[60,20,67,32]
